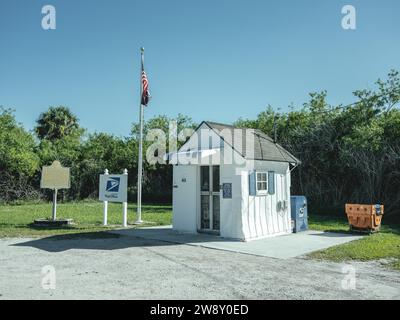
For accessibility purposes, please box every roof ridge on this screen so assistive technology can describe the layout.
[204,120,235,128]
[197,121,300,164]
[252,129,274,142]
[206,121,272,137]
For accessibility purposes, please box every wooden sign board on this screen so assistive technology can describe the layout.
[40,161,70,190]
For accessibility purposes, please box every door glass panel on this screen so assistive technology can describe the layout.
[201,195,210,229]
[212,165,220,193]
[213,195,220,231]
[200,166,209,191]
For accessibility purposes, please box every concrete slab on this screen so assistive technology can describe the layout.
[109,226,364,259]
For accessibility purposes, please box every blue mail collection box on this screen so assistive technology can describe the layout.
[290,196,308,233]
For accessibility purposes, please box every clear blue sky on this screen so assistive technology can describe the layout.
[1,0,399,136]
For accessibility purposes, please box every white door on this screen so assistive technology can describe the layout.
[199,165,220,233]
[173,165,197,232]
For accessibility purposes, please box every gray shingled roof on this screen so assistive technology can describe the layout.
[203,121,301,165]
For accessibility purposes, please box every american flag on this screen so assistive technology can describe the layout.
[141,70,151,106]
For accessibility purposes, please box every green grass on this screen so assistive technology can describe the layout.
[308,214,400,271]
[0,200,172,238]
[308,214,350,232]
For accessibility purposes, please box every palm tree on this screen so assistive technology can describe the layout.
[35,106,80,140]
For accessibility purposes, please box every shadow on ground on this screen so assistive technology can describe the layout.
[12,227,235,253]
[12,227,363,259]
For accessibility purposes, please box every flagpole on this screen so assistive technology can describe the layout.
[136,47,145,224]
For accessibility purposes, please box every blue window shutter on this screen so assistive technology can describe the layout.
[268,171,275,195]
[249,171,256,196]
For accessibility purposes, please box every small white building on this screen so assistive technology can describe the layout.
[169,121,300,241]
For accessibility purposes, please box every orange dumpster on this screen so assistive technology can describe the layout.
[345,204,384,233]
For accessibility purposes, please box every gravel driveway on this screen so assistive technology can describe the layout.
[0,234,399,300]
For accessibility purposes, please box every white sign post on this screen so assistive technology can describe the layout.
[122,169,128,227]
[99,169,128,227]
[103,169,109,226]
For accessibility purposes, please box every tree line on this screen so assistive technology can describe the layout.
[1,70,399,220]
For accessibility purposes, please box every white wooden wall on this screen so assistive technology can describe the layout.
[240,161,292,240]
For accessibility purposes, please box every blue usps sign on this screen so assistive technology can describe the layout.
[106,177,120,192]
[222,183,232,199]
[99,174,127,203]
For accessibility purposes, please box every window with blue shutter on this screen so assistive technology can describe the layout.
[250,171,271,195]
[268,171,275,195]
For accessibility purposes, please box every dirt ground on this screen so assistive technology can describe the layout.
[0,234,399,300]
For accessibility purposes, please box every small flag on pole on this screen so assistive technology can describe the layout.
[141,69,151,106]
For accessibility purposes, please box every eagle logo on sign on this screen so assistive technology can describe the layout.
[106,177,120,192]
